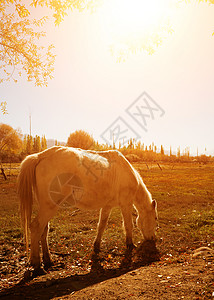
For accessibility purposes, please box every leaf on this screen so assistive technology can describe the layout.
[0,102,8,115]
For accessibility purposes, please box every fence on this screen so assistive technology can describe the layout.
[0,163,20,180]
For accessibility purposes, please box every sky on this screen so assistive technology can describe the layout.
[0,0,214,155]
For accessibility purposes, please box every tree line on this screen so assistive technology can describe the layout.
[22,134,47,155]
[0,123,48,162]
[0,124,211,164]
[66,130,212,164]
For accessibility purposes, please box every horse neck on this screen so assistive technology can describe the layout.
[135,180,152,212]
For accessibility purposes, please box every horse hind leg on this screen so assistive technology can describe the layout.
[30,207,57,274]
[94,206,111,252]
[30,216,46,275]
[41,223,52,270]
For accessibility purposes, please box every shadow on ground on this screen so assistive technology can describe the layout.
[0,241,160,300]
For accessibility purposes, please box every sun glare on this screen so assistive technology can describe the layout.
[98,0,177,60]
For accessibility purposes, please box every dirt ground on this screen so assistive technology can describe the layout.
[0,248,213,300]
[61,255,214,300]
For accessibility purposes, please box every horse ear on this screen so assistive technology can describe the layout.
[152,199,156,209]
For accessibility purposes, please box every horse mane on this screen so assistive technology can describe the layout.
[134,169,153,211]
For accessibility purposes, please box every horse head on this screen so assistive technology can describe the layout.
[136,199,158,241]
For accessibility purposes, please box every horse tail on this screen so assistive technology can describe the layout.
[17,153,39,256]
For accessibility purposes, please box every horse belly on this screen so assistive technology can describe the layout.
[75,193,112,210]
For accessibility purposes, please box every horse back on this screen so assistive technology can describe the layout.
[35,147,139,209]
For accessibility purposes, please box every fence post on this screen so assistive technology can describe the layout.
[157,163,163,171]
[0,163,7,180]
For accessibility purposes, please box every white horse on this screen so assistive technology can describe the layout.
[17,146,158,273]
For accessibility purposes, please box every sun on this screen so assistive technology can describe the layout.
[97,0,177,60]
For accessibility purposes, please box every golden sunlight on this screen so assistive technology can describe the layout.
[98,0,177,60]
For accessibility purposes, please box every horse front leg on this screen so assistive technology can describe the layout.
[41,223,52,270]
[94,207,111,252]
[121,204,135,250]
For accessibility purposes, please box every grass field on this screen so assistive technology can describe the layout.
[0,162,213,298]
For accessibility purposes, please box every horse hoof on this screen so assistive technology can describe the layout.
[127,243,136,251]
[44,261,53,270]
[32,267,47,278]
[93,246,100,253]
[23,269,33,281]
[93,242,101,253]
